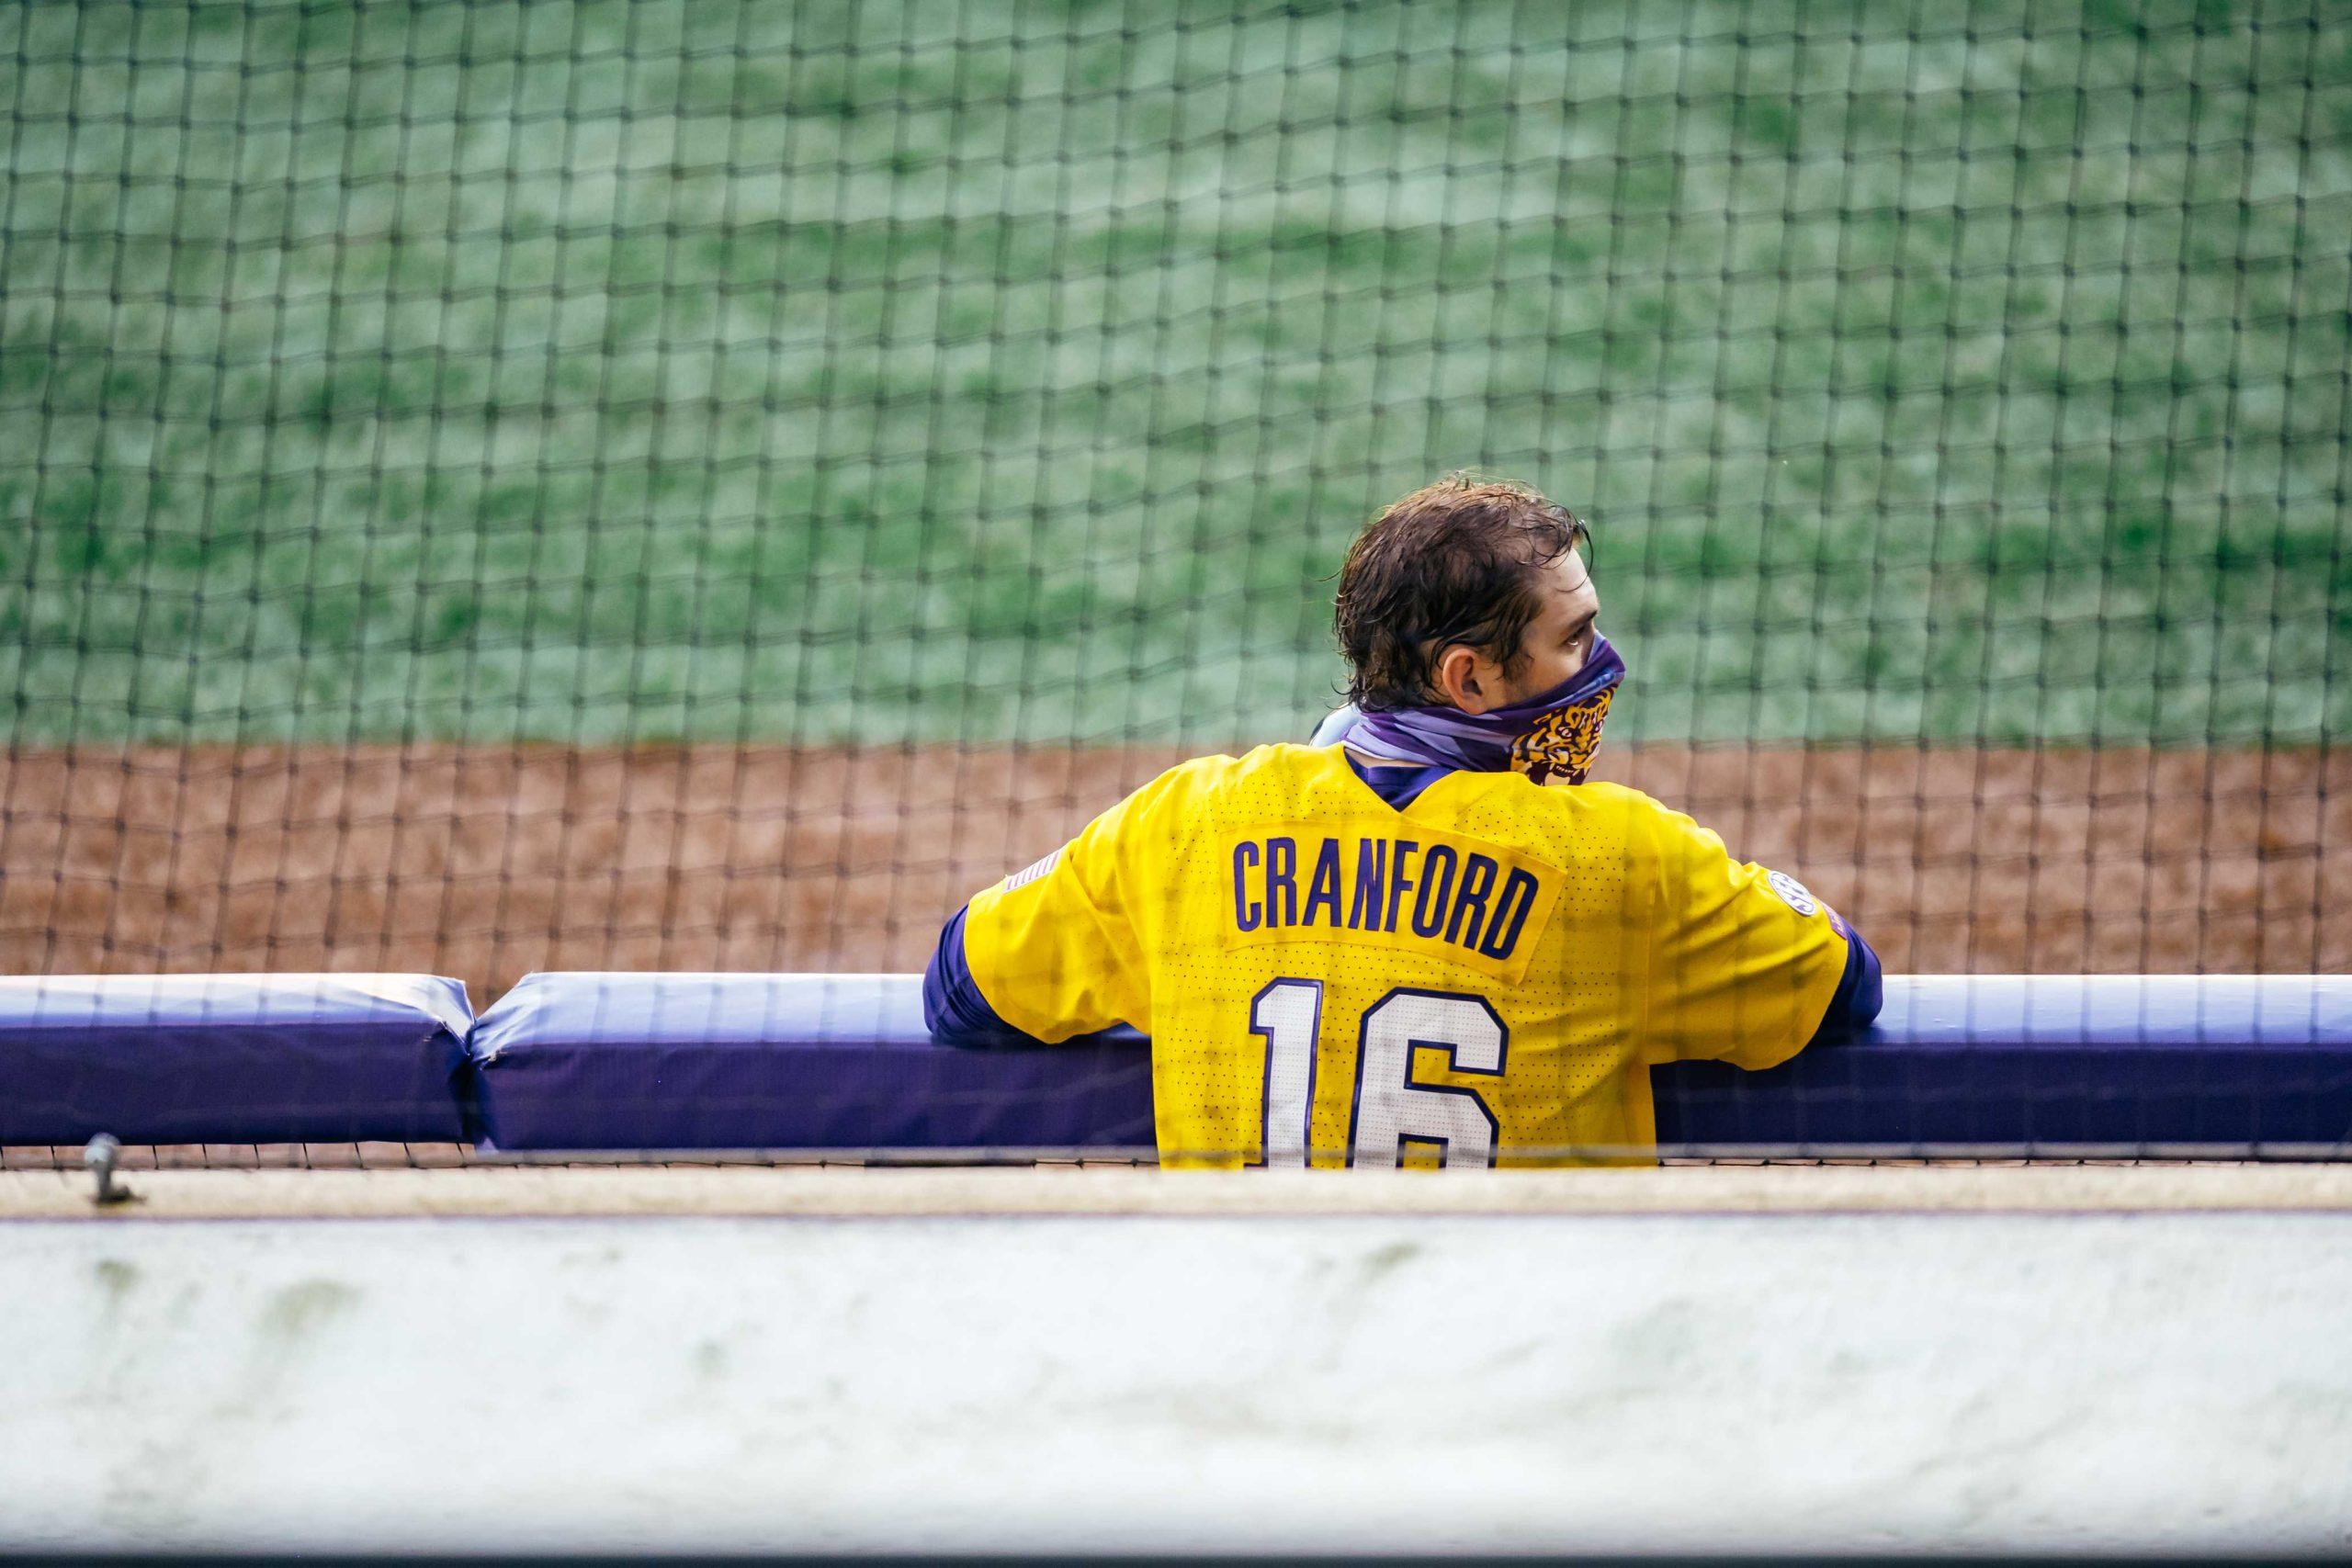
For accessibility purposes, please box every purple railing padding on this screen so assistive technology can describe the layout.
[467,973,2352,1154]
[14,971,2340,1154]
[468,973,1151,1151]
[1655,975,2352,1150]
[0,974,474,1145]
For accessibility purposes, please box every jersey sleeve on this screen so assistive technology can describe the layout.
[954,765,1190,1043]
[1635,802,1855,1070]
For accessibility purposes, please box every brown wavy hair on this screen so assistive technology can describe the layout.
[1333,475,1589,712]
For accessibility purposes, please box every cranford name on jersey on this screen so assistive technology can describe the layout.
[1226,820,1565,987]
[1241,827,1552,964]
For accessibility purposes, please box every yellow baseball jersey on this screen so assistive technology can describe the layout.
[959,743,1851,1167]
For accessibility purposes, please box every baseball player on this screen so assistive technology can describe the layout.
[924,475,1881,1166]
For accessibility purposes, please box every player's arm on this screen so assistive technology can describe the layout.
[1636,801,1882,1069]
[1811,912,1883,1043]
[922,904,1048,1047]
[922,767,1184,1048]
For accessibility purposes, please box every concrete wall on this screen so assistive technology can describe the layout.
[5,1209,2349,1554]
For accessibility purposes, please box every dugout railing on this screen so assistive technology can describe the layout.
[3,973,2348,1162]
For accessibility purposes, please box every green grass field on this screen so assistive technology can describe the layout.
[3,0,2346,747]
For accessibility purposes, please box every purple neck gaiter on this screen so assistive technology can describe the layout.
[1348,634,1625,786]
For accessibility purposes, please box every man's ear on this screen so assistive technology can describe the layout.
[1433,645,1493,714]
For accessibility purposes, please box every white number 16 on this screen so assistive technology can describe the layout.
[1249,980,1507,1168]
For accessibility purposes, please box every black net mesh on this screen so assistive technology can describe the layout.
[1,2,2348,1165]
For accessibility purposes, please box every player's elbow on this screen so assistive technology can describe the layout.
[1808,927,1884,1046]
[920,908,986,1044]
[922,907,1043,1049]
[919,941,960,1042]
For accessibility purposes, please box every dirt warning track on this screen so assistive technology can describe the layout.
[3,743,2343,1000]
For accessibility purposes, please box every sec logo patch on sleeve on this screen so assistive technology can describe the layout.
[1766,869,1819,917]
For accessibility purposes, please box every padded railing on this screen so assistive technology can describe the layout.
[466,972,1153,1152]
[0,974,473,1145]
[4,973,2348,1156]
[1654,976,2352,1154]
[467,974,2352,1156]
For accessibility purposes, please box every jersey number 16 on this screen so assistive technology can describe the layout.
[1249,979,1507,1168]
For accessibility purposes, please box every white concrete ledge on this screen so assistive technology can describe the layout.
[6,1160,2352,1220]
[4,1198,2349,1554]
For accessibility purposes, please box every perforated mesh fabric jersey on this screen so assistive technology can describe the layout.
[957,745,1849,1166]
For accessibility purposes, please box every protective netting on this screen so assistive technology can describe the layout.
[3,0,2347,998]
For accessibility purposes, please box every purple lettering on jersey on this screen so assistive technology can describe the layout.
[1301,838,1344,928]
[1446,853,1498,948]
[1347,839,1386,930]
[1384,840,1421,933]
[1409,843,1459,938]
[1265,837,1299,927]
[1232,840,1261,931]
[1477,867,1541,960]
[1227,829,1554,979]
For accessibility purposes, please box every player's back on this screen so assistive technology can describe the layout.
[949,743,1853,1168]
